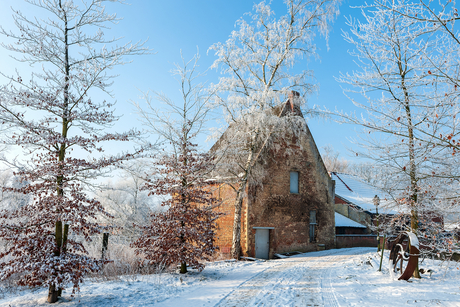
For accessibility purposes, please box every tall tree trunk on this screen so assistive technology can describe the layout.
[401,68,421,278]
[48,284,59,303]
[179,220,187,274]
[230,149,253,259]
[49,3,71,302]
[179,139,188,273]
[48,221,63,302]
[408,129,421,278]
[230,181,247,259]
[180,261,187,274]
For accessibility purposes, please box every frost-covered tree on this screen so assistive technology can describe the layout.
[320,145,349,173]
[0,169,30,211]
[209,0,341,259]
[0,0,146,302]
[134,52,213,154]
[96,160,155,238]
[346,162,395,193]
[371,1,460,155]
[132,53,220,274]
[324,0,460,277]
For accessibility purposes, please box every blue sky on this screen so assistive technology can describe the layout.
[0,0,365,163]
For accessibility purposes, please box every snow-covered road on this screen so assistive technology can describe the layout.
[157,248,366,307]
[3,247,460,306]
[216,253,334,307]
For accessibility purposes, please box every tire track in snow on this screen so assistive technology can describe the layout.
[320,254,347,307]
[321,249,368,307]
[214,260,295,307]
[215,248,366,307]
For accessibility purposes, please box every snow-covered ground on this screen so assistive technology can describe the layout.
[1,247,460,306]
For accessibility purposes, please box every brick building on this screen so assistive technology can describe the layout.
[209,92,336,259]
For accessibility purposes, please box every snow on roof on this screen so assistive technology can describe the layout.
[335,212,366,228]
[331,172,398,215]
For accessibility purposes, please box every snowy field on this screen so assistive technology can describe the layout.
[1,247,460,307]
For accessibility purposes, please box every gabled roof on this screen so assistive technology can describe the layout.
[208,91,314,181]
[335,212,367,228]
[209,91,304,155]
[331,172,398,214]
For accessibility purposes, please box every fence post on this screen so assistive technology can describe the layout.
[101,232,109,260]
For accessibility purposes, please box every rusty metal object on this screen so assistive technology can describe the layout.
[389,232,420,281]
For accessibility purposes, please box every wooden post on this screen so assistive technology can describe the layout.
[101,232,109,260]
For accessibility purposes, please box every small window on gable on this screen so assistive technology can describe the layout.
[290,171,299,194]
[310,210,316,224]
[309,210,317,243]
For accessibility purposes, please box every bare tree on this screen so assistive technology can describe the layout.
[371,0,460,153]
[209,0,341,259]
[0,0,147,302]
[323,0,459,277]
[134,52,212,153]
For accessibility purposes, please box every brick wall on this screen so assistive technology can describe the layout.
[209,182,248,258]
[336,235,378,248]
[336,227,367,235]
[209,100,336,259]
[245,119,336,258]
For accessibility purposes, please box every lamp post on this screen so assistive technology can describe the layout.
[373,195,380,252]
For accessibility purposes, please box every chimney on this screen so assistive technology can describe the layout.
[288,91,300,111]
